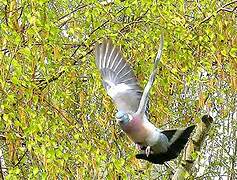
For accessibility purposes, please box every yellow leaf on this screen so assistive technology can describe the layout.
[79,91,86,107]
[198,92,204,108]
[53,46,60,60]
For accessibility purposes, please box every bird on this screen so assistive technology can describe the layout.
[95,35,195,164]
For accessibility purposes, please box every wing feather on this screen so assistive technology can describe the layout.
[95,39,142,113]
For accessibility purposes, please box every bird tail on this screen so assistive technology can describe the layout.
[162,125,195,156]
[136,125,195,164]
[162,125,195,147]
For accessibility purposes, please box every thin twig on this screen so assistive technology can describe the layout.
[89,20,110,37]
[14,150,27,167]
[120,20,145,33]
[220,7,237,12]
[73,48,94,65]
[58,4,88,21]
[37,70,65,90]
[58,17,73,28]
[120,8,150,33]
[43,98,72,124]
[17,7,24,22]
[71,19,108,58]
[199,1,237,26]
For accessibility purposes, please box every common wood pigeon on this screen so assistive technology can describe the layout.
[95,35,195,164]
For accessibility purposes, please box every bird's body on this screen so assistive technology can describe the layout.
[123,115,149,144]
[95,36,195,164]
[120,113,170,154]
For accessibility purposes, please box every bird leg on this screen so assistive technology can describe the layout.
[145,146,151,157]
[135,144,142,150]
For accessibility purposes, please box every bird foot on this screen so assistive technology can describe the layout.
[135,144,142,150]
[145,146,151,157]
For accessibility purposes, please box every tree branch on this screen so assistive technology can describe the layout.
[58,4,88,21]
[200,1,237,25]
[119,8,150,33]
[0,146,7,179]
[172,115,213,180]
[191,0,237,30]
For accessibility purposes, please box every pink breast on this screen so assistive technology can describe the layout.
[122,116,148,143]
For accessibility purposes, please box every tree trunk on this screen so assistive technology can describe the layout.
[172,115,213,180]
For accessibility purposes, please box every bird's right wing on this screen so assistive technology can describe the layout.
[95,39,143,113]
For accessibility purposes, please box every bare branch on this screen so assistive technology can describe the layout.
[120,8,150,33]
[36,70,65,90]
[191,0,237,30]
[89,20,110,37]
[58,4,88,21]
[0,147,7,179]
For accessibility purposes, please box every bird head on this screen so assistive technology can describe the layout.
[115,111,132,125]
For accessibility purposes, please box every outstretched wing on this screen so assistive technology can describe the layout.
[95,39,142,113]
[136,34,164,115]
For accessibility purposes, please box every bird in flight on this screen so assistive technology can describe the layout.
[95,35,195,164]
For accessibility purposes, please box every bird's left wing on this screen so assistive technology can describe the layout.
[95,39,142,113]
[136,34,164,115]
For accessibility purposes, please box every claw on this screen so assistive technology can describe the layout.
[136,144,142,150]
[145,146,151,157]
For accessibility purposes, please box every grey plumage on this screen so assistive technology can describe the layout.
[95,36,195,164]
[136,34,164,115]
[95,39,142,113]
[136,125,195,164]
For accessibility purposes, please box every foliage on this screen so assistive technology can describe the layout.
[0,0,236,179]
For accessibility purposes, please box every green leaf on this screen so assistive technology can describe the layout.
[221,49,227,56]
[19,47,31,56]
[230,48,237,57]
[33,167,39,175]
